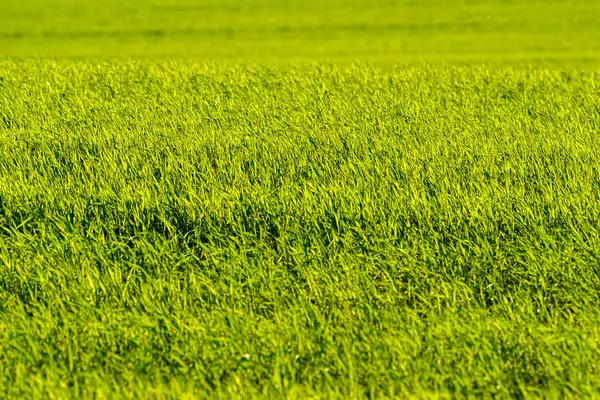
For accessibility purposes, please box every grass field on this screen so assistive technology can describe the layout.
[1,0,600,66]
[1,61,600,398]
[2,0,600,399]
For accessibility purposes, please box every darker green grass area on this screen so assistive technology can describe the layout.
[0,61,600,398]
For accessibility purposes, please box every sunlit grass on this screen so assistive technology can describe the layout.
[1,61,600,398]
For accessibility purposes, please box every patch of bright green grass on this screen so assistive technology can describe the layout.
[1,61,600,397]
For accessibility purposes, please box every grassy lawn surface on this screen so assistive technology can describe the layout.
[2,0,600,398]
[1,61,599,397]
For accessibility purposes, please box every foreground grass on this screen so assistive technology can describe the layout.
[1,61,600,398]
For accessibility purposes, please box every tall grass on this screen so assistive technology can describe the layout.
[1,61,600,398]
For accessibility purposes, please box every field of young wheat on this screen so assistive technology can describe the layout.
[2,0,600,397]
[0,61,599,397]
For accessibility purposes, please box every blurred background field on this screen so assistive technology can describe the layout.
[1,0,600,67]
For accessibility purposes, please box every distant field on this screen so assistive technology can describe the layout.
[1,0,600,66]
[1,61,600,397]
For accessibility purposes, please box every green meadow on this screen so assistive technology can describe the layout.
[2,0,600,66]
[1,1,600,399]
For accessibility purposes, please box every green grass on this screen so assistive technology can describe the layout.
[1,0,600,66]
[1,61,600,398]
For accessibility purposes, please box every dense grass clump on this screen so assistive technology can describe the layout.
[1,61,600,398]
